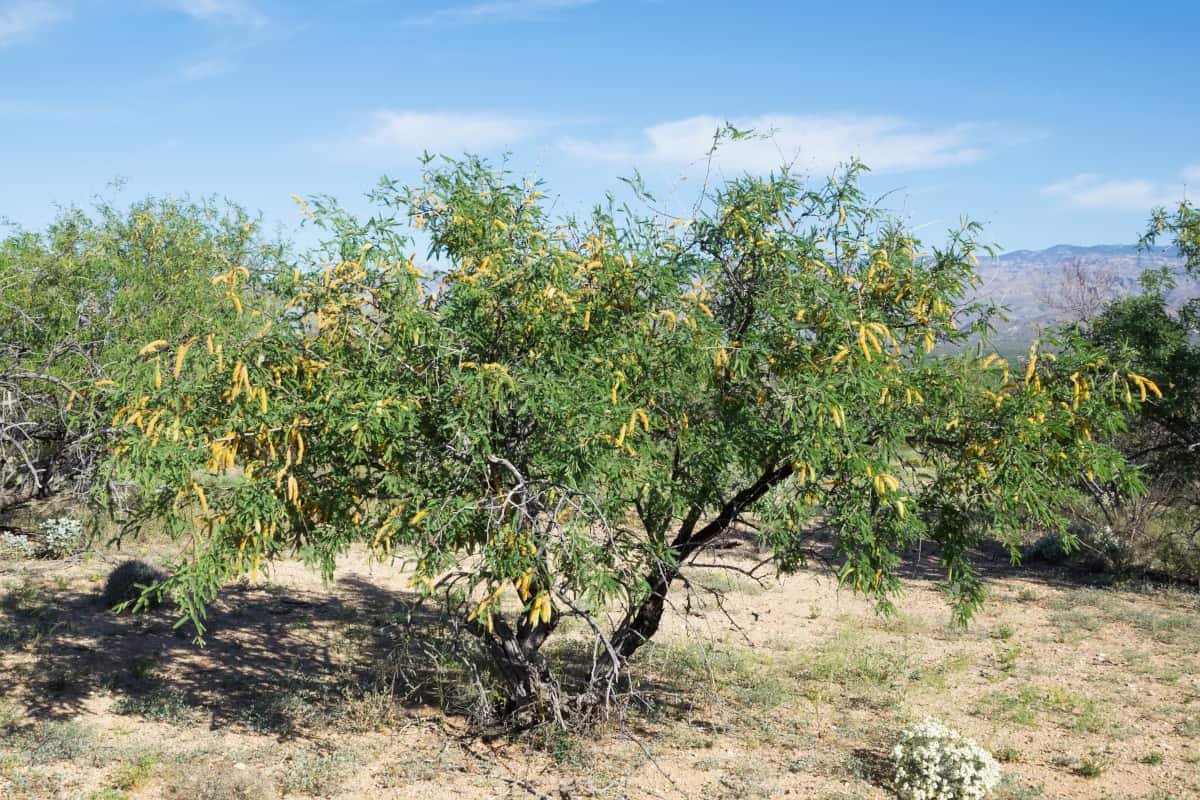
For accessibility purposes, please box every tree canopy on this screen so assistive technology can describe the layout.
[103,155,1147,717]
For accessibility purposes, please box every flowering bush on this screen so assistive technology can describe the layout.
[892,718,1000,800]
[0,531,36,559]
[38,517,85,559]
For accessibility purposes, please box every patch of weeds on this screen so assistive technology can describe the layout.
[1114,608,1199,645]
[994,642,1022,673]
[992,744,1022,763]
[1053,749,1110,778]
[1177,715,1200,736]
[113,684,192,724]
[991,623,1016,640]
[20,719,94,764]
[977,686,1041,726]
[88,791,130,800]
[992,775,1044,799]
[802,628,909,695]
[1043,686,1106,733]
[338,683,398,733]
[1137,751,1163,765]
[1016,587,1040,603]
[109,752,157,792]
[637,641,792,713]
[1048,609,1103,641]
[688,568,766,596]
[280,747,355,796]
[912,651,971,690]
[705,763,776,799]
[539,728,591,768]
[164,763,277,800]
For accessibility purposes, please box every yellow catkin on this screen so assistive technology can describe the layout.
[174,337,197,378]
[138,340,168,358]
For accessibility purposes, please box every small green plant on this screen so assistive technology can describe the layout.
[109,753,158,791]
[1137,751,1163,765]
[0,532,36,560]
[164,764,277,800]
[992,744,1022,763]
[280,747,355,796]
[1074,749,1110,778]
[21,720,94,764]
[994,642,1022,673]
[991,624,1016,640]
[113,685,191,724]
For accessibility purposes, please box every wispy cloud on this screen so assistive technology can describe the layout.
[179,58,230,80]
[1042,173,1186,211]
[561,114,1004,174]
[0,1,66,47]
[402,0,595,26]
[345,110,539,161]
[1182,164,1200,183]
[162,0,265,27]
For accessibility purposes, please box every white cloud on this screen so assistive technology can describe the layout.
[560,114,994,174]
[180,58,230,80]
[348,110,538,160]
[403,0,595,26]
[0,1,66,46]
[1042,173,1184,211]
[163,0,265,26]
[1182,164,1200,183]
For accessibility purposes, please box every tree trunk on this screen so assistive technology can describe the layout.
[597,462,795,690]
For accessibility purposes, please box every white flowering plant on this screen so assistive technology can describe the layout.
[0,531,36,560]
[892,718,1000,800]
[39,517,85,559]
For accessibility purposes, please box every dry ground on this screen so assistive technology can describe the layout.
[1,532,1198,800]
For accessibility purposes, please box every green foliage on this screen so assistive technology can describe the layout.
[1067,201,1200,582]
[104,153,1143,711]
[0,194,280,515]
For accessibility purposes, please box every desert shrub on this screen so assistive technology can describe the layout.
[164,764,277,800]
[38,516,85,558]
[892,718,1001,800]
[107,149,1145,719]
[1024,519,1120,570]
[0,531,36,559]
[102,559,167,610]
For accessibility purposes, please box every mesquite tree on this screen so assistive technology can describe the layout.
[0,197,275,518]
[104,155,1145,717]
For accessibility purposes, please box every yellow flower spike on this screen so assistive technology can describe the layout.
[831,347,850,364]
[1024,342,1039,384]
[174,337,197,379]
[154,357,162,389]
[139,339,169,358]
[194,484,208,513]
[409,509,430,526]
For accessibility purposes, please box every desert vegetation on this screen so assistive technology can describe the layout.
[1,148,1197,799]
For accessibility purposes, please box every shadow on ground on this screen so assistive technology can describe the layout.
[0,532,1186,738]
[0,573,468,736]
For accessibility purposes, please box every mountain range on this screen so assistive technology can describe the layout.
[972,244,1194,343]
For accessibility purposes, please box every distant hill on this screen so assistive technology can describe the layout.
[972,244,1194,343]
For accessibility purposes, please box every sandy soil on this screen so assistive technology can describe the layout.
[1,535,1197,799]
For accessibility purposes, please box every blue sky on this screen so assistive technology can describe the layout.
[1,0,1197,250]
